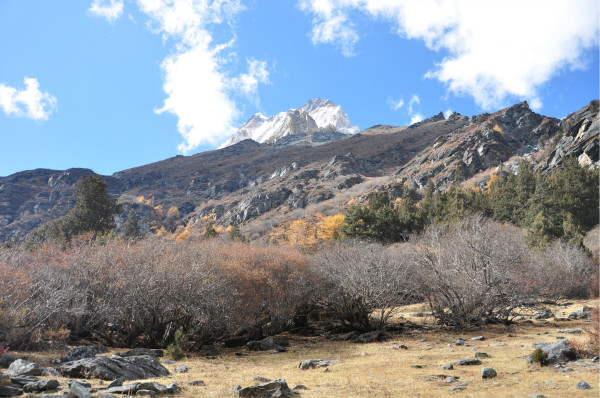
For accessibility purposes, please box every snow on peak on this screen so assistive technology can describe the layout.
[219,98,359,148]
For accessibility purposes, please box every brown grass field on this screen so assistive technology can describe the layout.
[8,300,599,397]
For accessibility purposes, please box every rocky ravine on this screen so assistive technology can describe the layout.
[0,101,597,242]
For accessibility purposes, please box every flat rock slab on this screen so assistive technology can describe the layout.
[454,359,481,366]
[67,346,108,362]
[298,359,330,370]
[58,355,169,381]
[238,379,292,398]
[114,349,163,358]
[0,386,23,397]
[22,379,60,393]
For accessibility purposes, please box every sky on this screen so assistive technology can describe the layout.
[0,0,598,177]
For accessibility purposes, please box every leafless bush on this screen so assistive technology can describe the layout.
[409,215,531,327]
[311,241,418,331]
[529,240,595,299]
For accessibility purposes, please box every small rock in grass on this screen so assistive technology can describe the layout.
[474,352,489,359]
[471,336,485,341]
[252,376,270,383]
[559,367,573,373]
[440,364,453,370]
[529,394,546,398]
[22,379,59,393]
[107,378,123,388]
[449,383,468,391]
[445,377,458,383]
[188,380,205,386]
[481,367,497,379]
[393,344,408,350]
[495,343,507,346]
[411,365,424,368]
[455,358,481,366]
[292,385,308,390]
[69,381,92,398]
[455,340,466,346]
[162,359,176,365]
[135,390,155,396]
[576,381,592,390]
[231,385,242,391]
[175,364,188,373]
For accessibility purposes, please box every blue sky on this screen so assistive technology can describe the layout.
[0,0,598,177]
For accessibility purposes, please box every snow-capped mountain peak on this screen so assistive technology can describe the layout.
[219,98,359,148]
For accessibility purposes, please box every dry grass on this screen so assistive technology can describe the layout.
[7,300,599,397]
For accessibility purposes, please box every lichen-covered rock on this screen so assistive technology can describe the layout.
[481,368,497,379]
[58,355,168,381]
[532,339,576,364]
[4,360,45,377]
[22,379,59,393]
[237,379,292,398]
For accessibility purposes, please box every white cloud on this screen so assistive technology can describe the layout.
[134,0,268,153]
[0,77,57,121]
[89,0,124,22]
[299,0,600,110]
[387,97,404,111]
[407,94,419,115]
[444,108,452,119]
[410,113,424,124]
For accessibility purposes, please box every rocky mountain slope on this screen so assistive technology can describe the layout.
[0,100,597,242]
[219,98,359,148]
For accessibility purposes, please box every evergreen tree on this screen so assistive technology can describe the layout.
[121,210,141,240]
[203,223,219,239]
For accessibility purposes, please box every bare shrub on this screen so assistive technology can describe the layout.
[311,241,418,331]
[410,215,531,327]
[529,240,596,299]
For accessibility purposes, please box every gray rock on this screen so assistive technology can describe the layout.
[474,352,489,358]
[66,346,107,362]
[69,381,92,398]
[533,339,576,364]
[454,358,481,366]
[533,308,553,319]
[161,360,176,365]
[136,382,168,394]
[471,336,485,341]
[393,344,408,350]
[494,343,507,346]
[166,383,179,394]
[251,377,270,383]
[69,380,91,388]
[238,379,292,398]
[0,386,23,397]
[247,337,289,352]
[231,385,242,391]
[529,395,546,398]
[59,355,169,381]
[115,349,163,358]
[105,383,139,394]
[175,364,188,373]
[107,378,124,388]
[4,360,45,377]
[440,364,453,370]
[97,394,116,398]
[135,390,155,396]
[188,380,205,386]
[292,385,308,391]
[411,365,424,368]
[576,380,592,390]
[355,331,381,344]
[8,376,40,386]
[556,328,582,334]
[568,309,590,320]
[592,356,599,362]
[454,340,465,346]
[298,359,330,370]
[445,377,458,383]
[481,367,497,379]
[559,367,573,373]
[22,379,59,393]
[449,383,467,391]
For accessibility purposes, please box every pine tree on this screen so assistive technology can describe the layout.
[203,223,219,239]
[121,210,141,240]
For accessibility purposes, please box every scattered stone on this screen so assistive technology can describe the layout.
[471,336,485,341]
[175,364,188,373]
[67,346,107,362]
[135,390,155,396]
[162,360,175,365]
[534,308,553,319]
[445,377,458,383]
[0,386,22,397]
[272,347,287,354]
[411,365,424,369]
[481,368,497,379]
[292,385,308,391]
[532,339,576,364]
[559,367,573,373]
[115,349,163,358]
[205,355,216,360]
[355,331,381,344]
[449,383,467,391]
[568,308,591,320]
[247,337,289,352]
[238,379,292,398]
[454,340,466,346]
[455,359,481,366]
[69,380,92,389]
[556,328,582,334]
[105,383,140,395]
[188,381,205,386]
[107,379,124,388]
[576,381,592,390]
[494,343,507,346]
[22,379,59,393]
[440,364,453,370]
[528,395,546,398]
[137,382,168,394]
[298,360,330,370]
[421,338,427,342]
[393,344,408,350]
[59,355,169,381]
[252,377,270,383]
[4,359,45,377]
[166,383,180,394]
[474,352,489,359]
[69,381,93,398]
[231,385,242,391]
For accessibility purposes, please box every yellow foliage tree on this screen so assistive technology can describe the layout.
[317,214,345,240]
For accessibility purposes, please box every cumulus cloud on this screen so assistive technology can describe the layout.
[299,0,599,110]
[387,97,404,111]
[133,0,268,153]
[0,77,57,121]
[89,0,124,22]
[444,108,453,119]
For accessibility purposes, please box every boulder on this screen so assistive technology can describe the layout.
[22,379,59,393]
[238,379,292,398]
[136,382,168,394]
[247,337,288,352]
[66,346,107,362]
[8,376,39,387]
[576,380,592,390]
[568,309,590,320]
[0,386,22,397]
[58,355,169,381]
[135,390,155,396]
[481,368,497,379]
[4,360,45,377]
[298,359,330,370]
[355,331,381,344]
[533,308,553,319]
[454,359,481,366]
[115,348,163,358]
[69,381,92,398]
[533,339,576,364]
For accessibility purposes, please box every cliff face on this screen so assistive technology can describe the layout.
[0,101,596,242]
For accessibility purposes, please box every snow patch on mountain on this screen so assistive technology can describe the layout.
[219,98,359,148]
